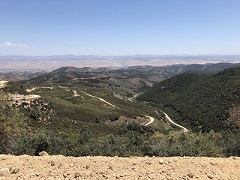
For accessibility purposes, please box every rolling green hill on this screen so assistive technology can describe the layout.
[24,63,239,97]
[1,72,174,157]
[138,66,240,132]
[1,64,240,157]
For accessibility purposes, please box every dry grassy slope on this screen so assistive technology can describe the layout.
[0,155,239,180]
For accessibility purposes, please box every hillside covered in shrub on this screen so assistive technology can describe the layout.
[1,65,240,157]
[138,66,240,132]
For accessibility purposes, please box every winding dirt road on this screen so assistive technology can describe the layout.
[26,86,53,92]
[144,115,155,126]
[128,94,188,131]
[163,112,188,132]
[83,92,116,108]
[128,94,139,102]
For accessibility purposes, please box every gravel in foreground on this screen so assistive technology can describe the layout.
[0,155,240,179]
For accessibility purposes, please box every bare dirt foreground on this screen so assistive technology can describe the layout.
[0,155,240,180]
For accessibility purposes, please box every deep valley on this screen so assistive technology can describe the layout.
[0,62,240,158]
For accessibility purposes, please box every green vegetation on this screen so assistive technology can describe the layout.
[79,125,92,144]
[3,82,29,95]
[1,85,240,157]
[1,65,240,157]
[138,67,240,132]
[0,90,29,154]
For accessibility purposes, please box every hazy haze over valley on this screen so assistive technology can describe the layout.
[0,55,239,71]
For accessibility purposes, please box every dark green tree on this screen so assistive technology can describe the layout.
[79,125,92,144]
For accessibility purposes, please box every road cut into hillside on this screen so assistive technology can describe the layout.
[73,90,80,97]
[83,91,116,108]
[0,155,239,180]
[143,115,155,126]
[0,80,8,88]
[26,86,53,92]
[163,112,189,132]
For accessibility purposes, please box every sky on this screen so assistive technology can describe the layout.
[0,0,240,56]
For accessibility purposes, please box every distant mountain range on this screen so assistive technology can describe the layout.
[16,62,237,99]
[0,55,239,71]
[1,62,238,82]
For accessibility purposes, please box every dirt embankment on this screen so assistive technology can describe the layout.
[0,155,239,180]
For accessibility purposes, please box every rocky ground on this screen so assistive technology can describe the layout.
[0,155,239,180]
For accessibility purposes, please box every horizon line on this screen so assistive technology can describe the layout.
[1,54,240,57]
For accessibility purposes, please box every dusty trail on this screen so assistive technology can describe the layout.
[83,92,116,108]
[73,90,80,97]
[0,155,239,180]
[128,93,141,102]
[144,115,155,126]
[163,112,188,132]
[26,86,53,92]
[129,94,188,131]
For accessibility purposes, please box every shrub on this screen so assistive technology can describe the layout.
[79,125,92,144]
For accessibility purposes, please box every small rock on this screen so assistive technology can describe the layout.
[34,172,40,177]
[188,173,194,178]
[146,161,151,165]
[0,168,10,177]
[16,173,23,179]
[69,163,74,167]
[29,173,39,178]
[207,174,214,179]
[75,172,80,179]
[50,161,55,166]
[39,151,49,156]
[63,173,68,178]
[159,160,165,164]
[86,165,90,169]
[9,167,19,174]
[210,162,217,166]
[58,163,63,169]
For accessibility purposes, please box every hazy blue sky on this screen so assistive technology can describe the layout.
[0,0,239,55]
